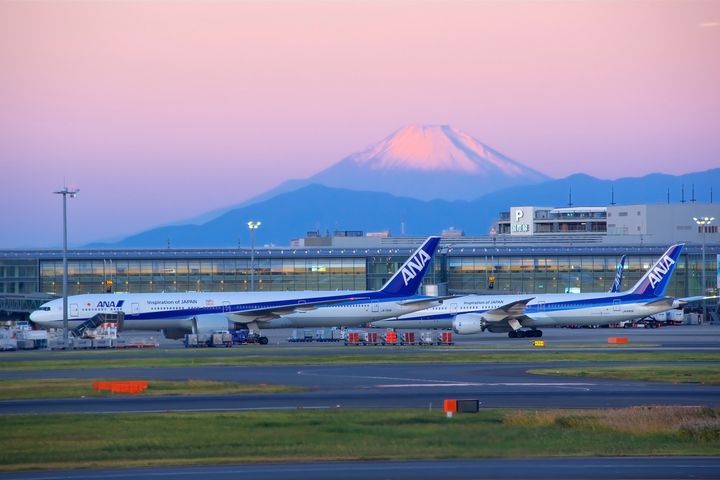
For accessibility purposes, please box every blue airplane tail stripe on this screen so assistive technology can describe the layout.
[629,244,684,297]
[380,236,441,297]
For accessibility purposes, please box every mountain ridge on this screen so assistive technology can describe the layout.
[88,167,720,248]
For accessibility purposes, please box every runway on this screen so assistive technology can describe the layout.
[2,326,719,415]
[1,326,718,478]
[4,457,720,480]
[3,325,719,363]
[2,361,719,414]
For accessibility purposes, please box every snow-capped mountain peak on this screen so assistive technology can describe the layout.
[305,124,548,201]
[350,125,535,177]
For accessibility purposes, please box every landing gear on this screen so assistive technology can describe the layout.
[508,329,542,338]
[247,322,270,345]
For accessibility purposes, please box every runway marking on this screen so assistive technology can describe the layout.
[376,382,594,388]
[298,369,595,390]
[298,369,471,384]
[19,406,337,416]
[11,460,720,480]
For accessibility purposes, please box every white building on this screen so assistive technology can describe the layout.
[497,203,720,245]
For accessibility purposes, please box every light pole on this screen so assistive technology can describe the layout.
[693,216,714,323]
[54,187,79,348]
[247,221,261,291]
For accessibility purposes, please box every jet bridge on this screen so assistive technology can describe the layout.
[0,293,57,319]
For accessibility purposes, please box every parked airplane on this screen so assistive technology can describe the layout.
[30,237,442,343]
[372,244,684,338]
[610,255,626,293]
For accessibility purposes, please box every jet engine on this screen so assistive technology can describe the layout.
[452,314,485,335]
[163,328,188,340]
[192,314,234,335]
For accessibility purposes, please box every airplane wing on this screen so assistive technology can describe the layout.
[226,294,457,324]
[227,296,372,323]
[482,297,535,323]
[397,295,457,306]
[454,298,534,333]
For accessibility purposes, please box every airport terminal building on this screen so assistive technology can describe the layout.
[1,203,718,320]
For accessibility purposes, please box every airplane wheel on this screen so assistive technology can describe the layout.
[259,336,269,345]
[535,330,543,338]
[508,331,517,339]
[515,330,525,338]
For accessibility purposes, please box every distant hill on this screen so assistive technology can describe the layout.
[89,168,720,248]
[92,185,471,248]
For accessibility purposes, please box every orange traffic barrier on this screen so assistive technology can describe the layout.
[93,380,148,395]
[608,337,629,344]
[444,399,457,417]
[92,381,113,391]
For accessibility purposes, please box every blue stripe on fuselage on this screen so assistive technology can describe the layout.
[392,293,653,323]
[121,291,426,321]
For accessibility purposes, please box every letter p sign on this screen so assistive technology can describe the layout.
[515,209,524,222]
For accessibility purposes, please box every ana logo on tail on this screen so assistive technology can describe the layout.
[401,249,432,286]
[648,254,676,289]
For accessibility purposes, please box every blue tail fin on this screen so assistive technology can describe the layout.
[609,254,627,293]
[379,236,441,296]
[629,244,684,297]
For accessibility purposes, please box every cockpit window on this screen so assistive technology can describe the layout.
[39,307,51,311]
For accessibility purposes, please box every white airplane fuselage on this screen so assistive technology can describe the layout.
[373,243,685,335]
[30,236,444,337]
[31,291,439,330]
[372,291,674,332]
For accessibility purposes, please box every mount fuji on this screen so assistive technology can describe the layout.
[88,120,720,247]
[269,125,549,202]
[90,126,719,248]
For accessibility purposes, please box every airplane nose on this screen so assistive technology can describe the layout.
[29,310,44,323]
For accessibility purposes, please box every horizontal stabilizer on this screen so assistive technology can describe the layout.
[677,295,719,303]
[673,295,720,308]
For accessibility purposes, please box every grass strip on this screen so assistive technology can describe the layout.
[2,351,719,371]
[0,379,302,400]
[1,407,718,471]
[529,365,720,385]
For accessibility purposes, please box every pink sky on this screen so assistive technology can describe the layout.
[1,1,719,247]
